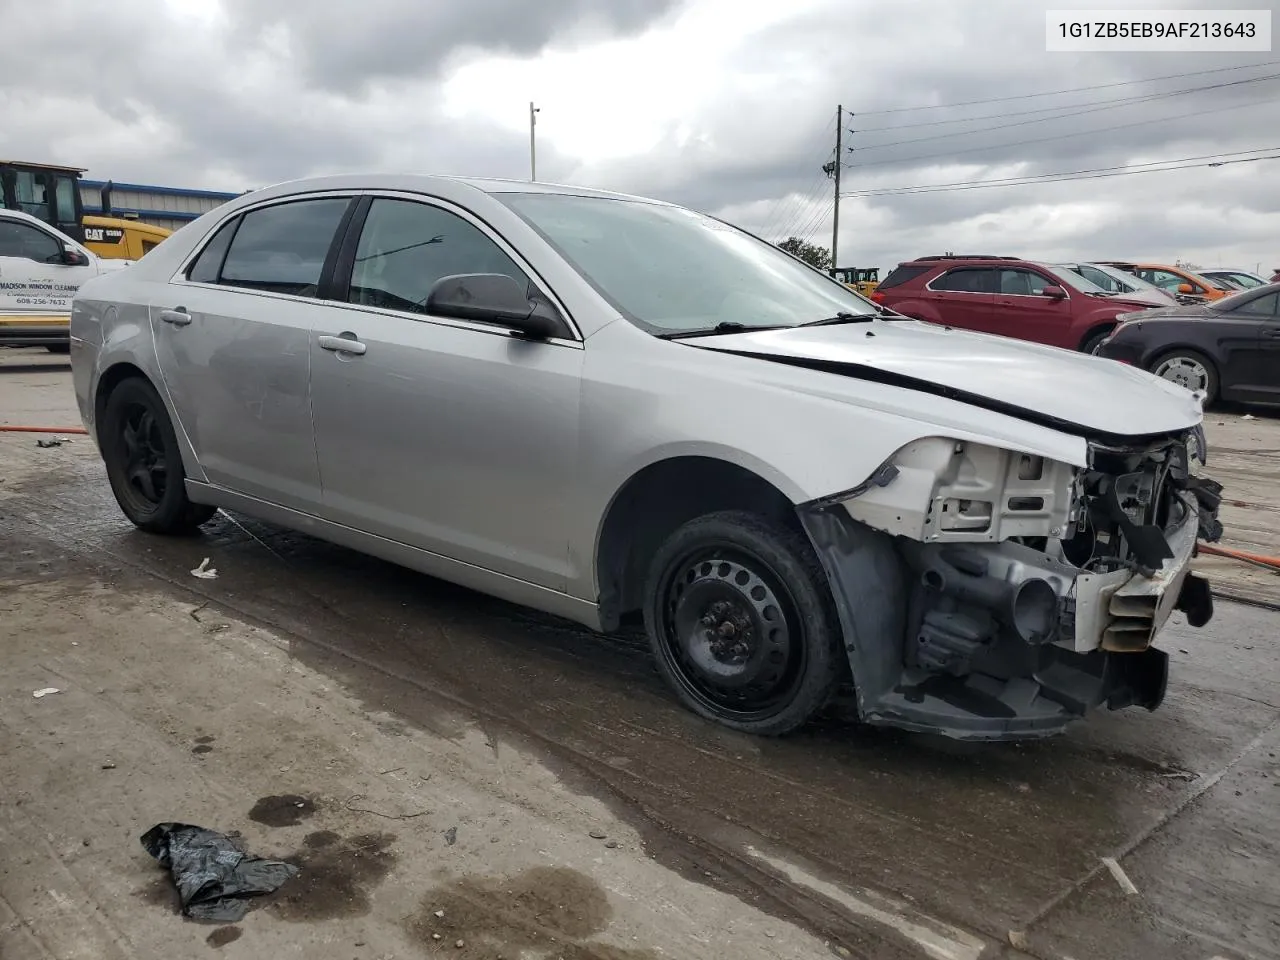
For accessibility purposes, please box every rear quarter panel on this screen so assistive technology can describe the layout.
[70,270,209,483]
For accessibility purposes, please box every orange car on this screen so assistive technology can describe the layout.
[1098,261,1231,301]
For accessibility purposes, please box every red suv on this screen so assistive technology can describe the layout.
[871,255,1155,354]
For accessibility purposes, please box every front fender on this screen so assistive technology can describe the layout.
[570,321,1088,599]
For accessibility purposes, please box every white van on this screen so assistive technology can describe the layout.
[0,208,131,352]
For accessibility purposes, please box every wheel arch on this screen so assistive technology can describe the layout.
[93,358,208,484]
[1078,322,1116,352]
[593,455,800,631]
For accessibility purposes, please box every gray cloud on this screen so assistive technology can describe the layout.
[219,0,682,93]
[0,0,1276,272]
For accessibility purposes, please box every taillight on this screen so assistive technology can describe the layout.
[871,291,886,302]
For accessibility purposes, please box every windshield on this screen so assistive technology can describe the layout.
[1083,262,1172,298]
[1043,264,1109,294]
[497,192,879,335]
[1210,284,1274,311]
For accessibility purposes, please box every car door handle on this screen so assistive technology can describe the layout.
[158,307,191,326]
[1262,327,1280,338]
[318,333,367,356]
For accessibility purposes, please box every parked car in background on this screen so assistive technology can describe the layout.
[1096,282,1280,405]
[1098,261,1231,302]
[1057,262,1176,307]
[0,208,131,352]
[68,174,1221,742]
[1201,268,1269,291]
[872,254,1156,353]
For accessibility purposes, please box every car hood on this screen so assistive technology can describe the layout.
[686,318,1203,438]
[1094,290,1173,308]
[98,258,136,272]
[1115,303,1215,322]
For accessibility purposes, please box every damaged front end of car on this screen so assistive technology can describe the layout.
[798,428,1223,740]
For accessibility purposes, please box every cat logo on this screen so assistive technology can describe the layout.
[83,227,125,244]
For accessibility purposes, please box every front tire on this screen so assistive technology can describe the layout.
[1080,328,1111,355]
[100,377,216,534]
[642,510,845,736]
[1151,348,1218,404]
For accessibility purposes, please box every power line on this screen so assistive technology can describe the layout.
[792,197,834,244]
[775,177,831,241]
[841,148,1278,195]
[839,149,1280,198]
[850,59,1280,116]
[842,92,1274,171]
[758,114,835,240]
[853,69,1280,132]
[846,72,1280,152]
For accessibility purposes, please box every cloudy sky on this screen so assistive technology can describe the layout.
[3,0,1278,273]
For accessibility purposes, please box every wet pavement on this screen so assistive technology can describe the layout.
[2,348,1279,960]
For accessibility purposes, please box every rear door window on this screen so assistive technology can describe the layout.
[1231,292,1280,317]
[930,267,996,293]
[218,198,352,298]
[878,264,930,289]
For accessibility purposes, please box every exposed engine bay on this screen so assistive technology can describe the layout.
[799,427,1224,740]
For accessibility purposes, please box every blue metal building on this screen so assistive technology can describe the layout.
[79,179,243,231]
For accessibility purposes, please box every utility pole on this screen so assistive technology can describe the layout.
[529,102,540,181]
[832,104,842,271]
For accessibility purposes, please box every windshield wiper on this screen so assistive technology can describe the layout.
[797,310,878,328]
[658,321,788,340]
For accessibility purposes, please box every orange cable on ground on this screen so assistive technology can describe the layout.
[1,422,1276,571]
[1197,542,1280,571]
[0,425,88,434]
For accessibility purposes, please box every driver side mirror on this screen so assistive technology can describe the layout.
[1177,283,1194,295]
[424,273,564,340]
[1041,285,1067,299]
[60,243,90,267]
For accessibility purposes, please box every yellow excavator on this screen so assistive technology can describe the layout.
[1,160,171,260]
[831,266,880,297]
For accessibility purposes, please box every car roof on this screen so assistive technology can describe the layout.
[246,173,670,207]
[902,254,1024,265]
[0,208,56,227]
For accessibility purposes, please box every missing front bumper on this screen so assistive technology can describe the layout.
[800,489,1218,742]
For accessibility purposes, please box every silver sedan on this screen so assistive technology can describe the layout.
[70,175,1223,741]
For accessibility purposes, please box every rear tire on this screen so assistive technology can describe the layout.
[1150,348,1218,405]
[642,510,845,736]
[100,377,216,534]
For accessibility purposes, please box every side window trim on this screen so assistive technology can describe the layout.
[327,191,582,342]
[217,196,356,297]
[325,195,373,305]
[925,267,996,295]
[174,191,359,298]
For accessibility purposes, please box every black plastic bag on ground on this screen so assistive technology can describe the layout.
[141,822,299,922]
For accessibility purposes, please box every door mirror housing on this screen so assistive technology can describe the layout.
[425,273,563,339]
[1041,284,1067,299]
[1177,282,1194,295]
[60,243,90,267]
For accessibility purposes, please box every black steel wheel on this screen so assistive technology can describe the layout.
[101,377,216,534]
[642,510,844,735]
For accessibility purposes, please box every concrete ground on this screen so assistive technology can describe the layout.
[2,347,1278,960]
